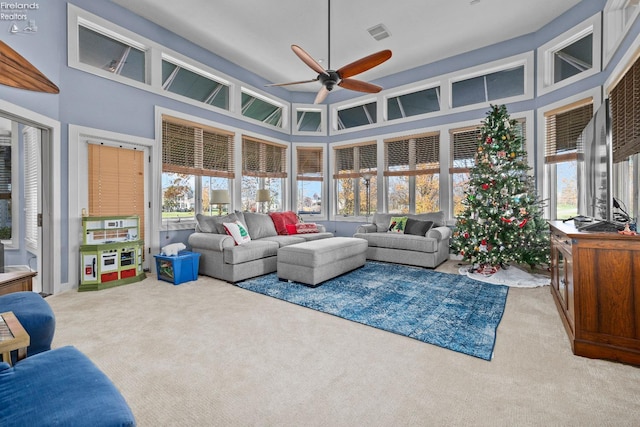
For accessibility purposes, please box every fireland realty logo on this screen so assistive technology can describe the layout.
[1,2,40,34]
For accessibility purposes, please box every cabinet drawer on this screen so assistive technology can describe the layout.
[552,233,572,252]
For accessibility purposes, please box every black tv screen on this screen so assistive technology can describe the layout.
[577,99,612,221]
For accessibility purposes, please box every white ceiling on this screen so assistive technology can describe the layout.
[112,0,582,93]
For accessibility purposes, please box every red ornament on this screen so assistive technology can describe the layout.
[481,183,490,190]
[464,232,470,238]
[486,137,493,144]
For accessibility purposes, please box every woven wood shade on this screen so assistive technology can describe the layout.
[297,146,323,182]
[162,118,235,178]
[242,136,287,178]
[544,101,593,164]
[88,143,145,244]
[384,132,440,177]
[333,142,377,179]
[449,126,480,173]
[610,56,640,163]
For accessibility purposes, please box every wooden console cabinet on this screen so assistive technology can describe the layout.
[0,271,37,296]
[549,221,640,365]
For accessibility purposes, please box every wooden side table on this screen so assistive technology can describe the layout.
[0,271,37,296]
[0,311,30,366]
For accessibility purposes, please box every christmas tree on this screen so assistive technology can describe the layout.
[451,104,550,273]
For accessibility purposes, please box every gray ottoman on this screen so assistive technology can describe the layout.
[277,237,368,286]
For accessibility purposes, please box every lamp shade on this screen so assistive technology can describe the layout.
[210,189,230,204]
[362,172,374,181]
[256,189,271,203]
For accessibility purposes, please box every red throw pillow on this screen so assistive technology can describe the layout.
[269,211,299,235]
[285,224,298,235]
[295,223,318,234]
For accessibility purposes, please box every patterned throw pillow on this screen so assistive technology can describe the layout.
[295,223,318,234]
[388,216,408,233]
[223,221,252,245]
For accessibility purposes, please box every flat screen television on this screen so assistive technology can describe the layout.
[577,99,612,222]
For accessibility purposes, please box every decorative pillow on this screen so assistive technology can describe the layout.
[269,211,299,235]
[295,223,318,234]
[285,224,298,235]
[404,218,434,236]
[388,216,408,233]
[223,221,251,245]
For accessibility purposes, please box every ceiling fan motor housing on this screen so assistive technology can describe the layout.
[319,70,340,91]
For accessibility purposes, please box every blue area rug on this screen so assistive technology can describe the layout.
[237,262,509,360]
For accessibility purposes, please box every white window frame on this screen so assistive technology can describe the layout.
[537,13,602,96]
[68,4,289,135]
[536,88,601,219]
[603,0,640,67]
[383,81,443,123]
[292,104,327,135]
[161,53,233,111]
[292,143,327,221]
[240,87,289,130]
[0,122,19,250]
[330,97,379,135]
[68,5,151,91]
[329,138,381,221]
[448,52,533,112]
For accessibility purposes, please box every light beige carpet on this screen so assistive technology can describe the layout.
[46,260,640,426]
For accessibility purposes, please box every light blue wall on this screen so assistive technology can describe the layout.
[3,0,638,282]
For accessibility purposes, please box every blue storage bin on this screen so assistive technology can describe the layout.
[154,251,200,285]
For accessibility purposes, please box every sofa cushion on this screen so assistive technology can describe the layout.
[269,211,299,235]
[357,232,438,253]
[404,218,434,236]
[223,240,279,264]
[243,212,278,240]
[261,235,305,247]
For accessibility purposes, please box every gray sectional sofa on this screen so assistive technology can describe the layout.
[188,211,332,283]
[353,211,451,268]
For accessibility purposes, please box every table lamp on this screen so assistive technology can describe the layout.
[210,189,230,216]
[256,189,271,213]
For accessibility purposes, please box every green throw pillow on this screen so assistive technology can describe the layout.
[388,216,408,233]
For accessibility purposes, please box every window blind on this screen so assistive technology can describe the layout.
[296,146,323,181]
[384,132,439,176]
[544,100,593,164]
[88,143,145,245]
[0,137,10,200]
[23,127,39,251]
[449,127,480,173]
[610,56,640,163]
[333,142,377,179]
[242,136,287,178]
[162,117,235,178]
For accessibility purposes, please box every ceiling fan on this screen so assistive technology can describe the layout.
[266,0,392,104]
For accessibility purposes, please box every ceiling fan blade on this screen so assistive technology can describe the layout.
[265,78,318,87]
[314,86,330,104]
[291,45,329,77]
[337,50,392,79]
[338,78,383,93]
[0,40,59,94]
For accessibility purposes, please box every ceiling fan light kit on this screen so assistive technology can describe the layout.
[266,0,392,103]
